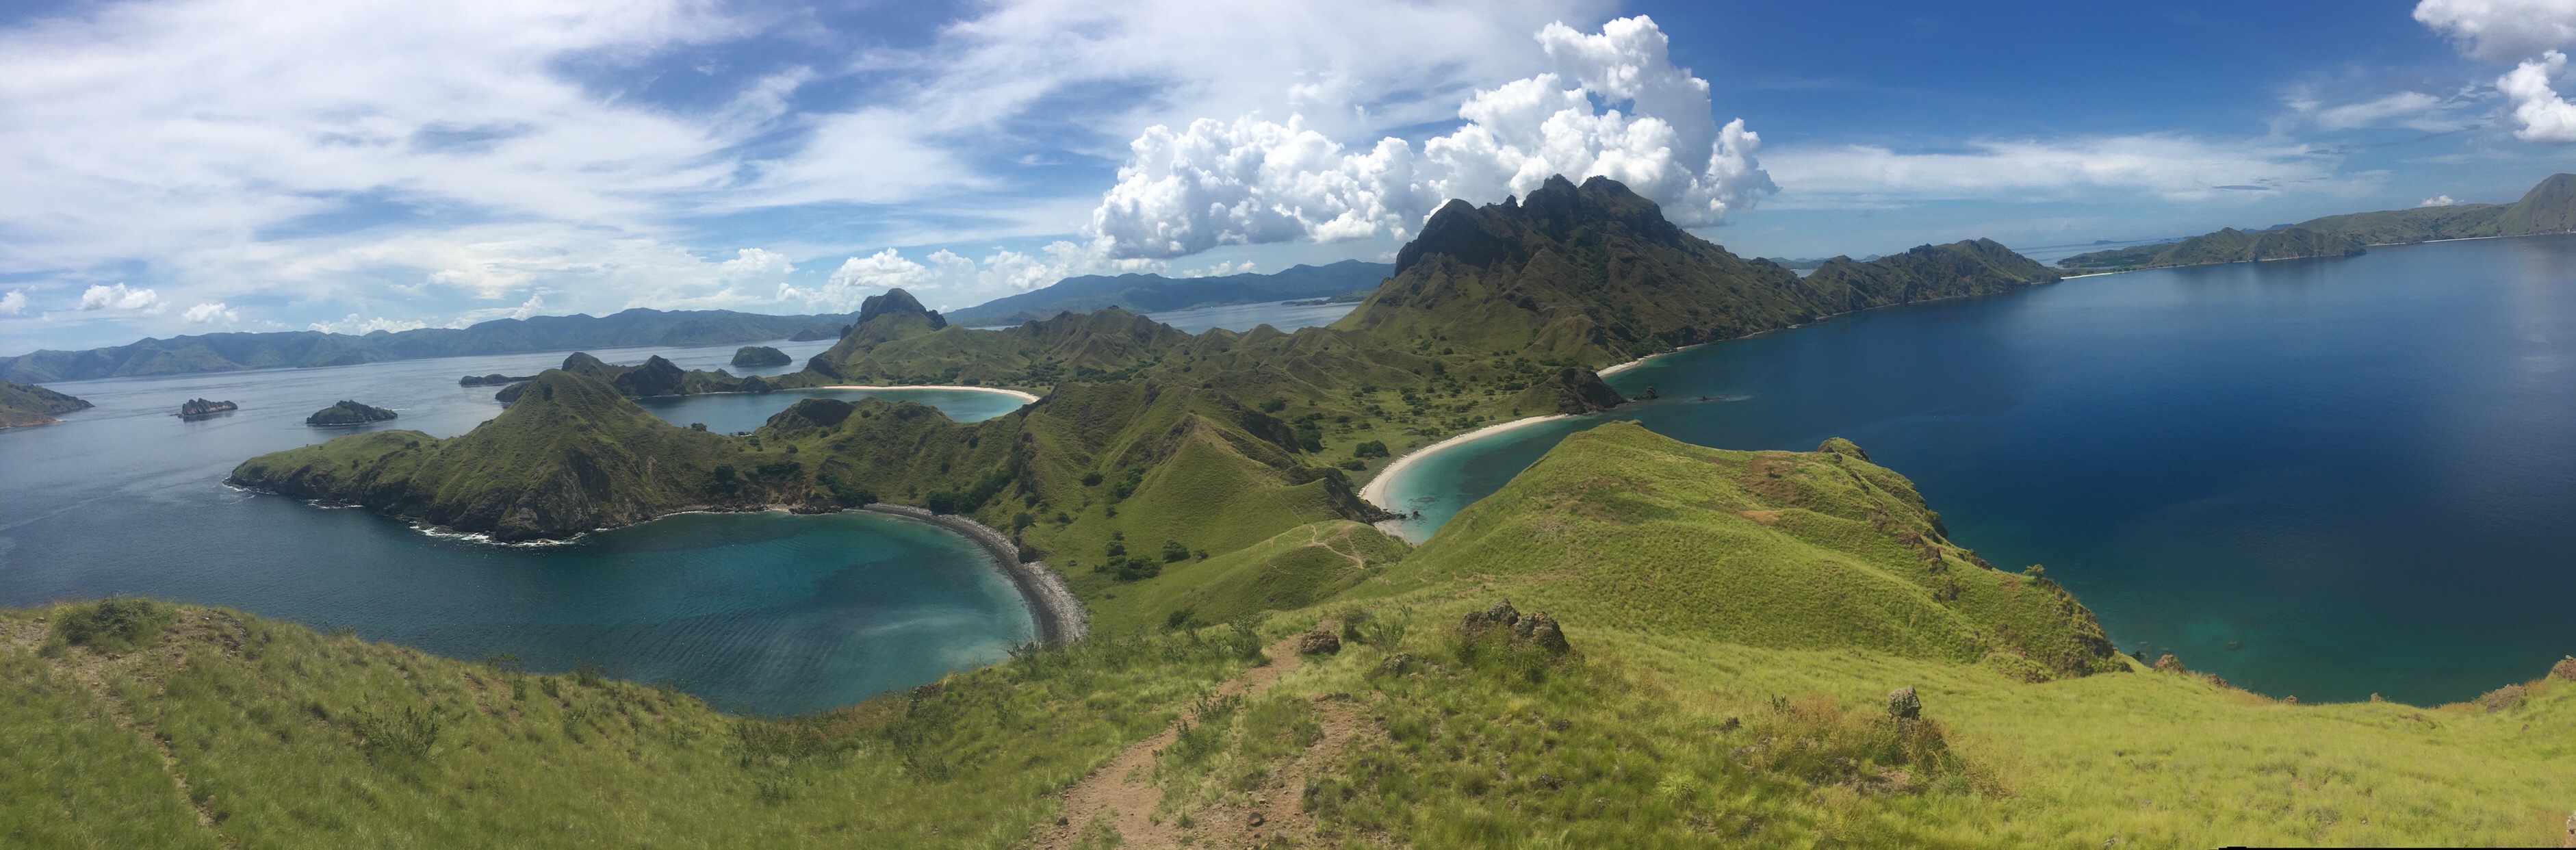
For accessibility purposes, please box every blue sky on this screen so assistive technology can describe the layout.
[4,0,2576,351]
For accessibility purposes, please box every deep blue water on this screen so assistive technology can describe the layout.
[0,340,1033,714]
[1376,235,2576,705]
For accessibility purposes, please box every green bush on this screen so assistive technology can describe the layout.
[1353,440,1390,459]
[1259,398,1288,413]
[53,598,177,654]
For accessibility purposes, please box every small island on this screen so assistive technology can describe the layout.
[177,398,237,417]
[305,400,399,426]
[731,346,793,368]
[459,374,536,387]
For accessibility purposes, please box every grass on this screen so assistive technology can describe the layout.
[0,602,1272,849]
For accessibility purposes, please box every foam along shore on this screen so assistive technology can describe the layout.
[1358,413,1574,513]
[858,504,1089,645]
[820,384,1042,404]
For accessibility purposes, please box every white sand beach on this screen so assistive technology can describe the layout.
[820,385,1042,404]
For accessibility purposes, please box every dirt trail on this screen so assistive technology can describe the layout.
[11,611,241,848]
[1031,629,1361,849]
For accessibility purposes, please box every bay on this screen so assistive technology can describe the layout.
[1374,235,2576,706]
[0,339,1033,715]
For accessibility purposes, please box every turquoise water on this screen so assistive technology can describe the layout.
[0,341,1031,714]
[1374,235,2576,705]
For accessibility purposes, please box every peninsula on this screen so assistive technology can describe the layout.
[2061,172,2576,271]
[0,380,91,428]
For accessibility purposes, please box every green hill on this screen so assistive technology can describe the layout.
[2063,172,2576,270]
[302,400,398,426]
[0,380,91,428]
[28,421,2576,846]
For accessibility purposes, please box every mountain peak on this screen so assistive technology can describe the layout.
[859,288,946,329]
[1395,175,1683,276]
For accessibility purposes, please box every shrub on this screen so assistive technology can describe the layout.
[1259,398,1289,413]
[1081,471,1103,487]
[53,598,177,654]
[1160,540,1189,563]
[2479,684,2527,713]
[924,491,960,514]
[1353,440,1390,459]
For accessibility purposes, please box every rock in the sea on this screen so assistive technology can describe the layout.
[1888,686,1922,721]
[177,398,237,417]
[1298,626,1341,655]
[305,400,398,426]
[731,346,792,368]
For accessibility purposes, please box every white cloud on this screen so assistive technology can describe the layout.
[2416,0,2576,62]
[182,302,240,324]
[77,283,163,312]
[1177,260,1257,278]
[1761,136,2354,207]
[1085,16,1772,259]
[2497,51,2576,142]
[2284,90,2475,132]
[2421,194,2462,206]
[308,314,430,335]
[0,289,23,315]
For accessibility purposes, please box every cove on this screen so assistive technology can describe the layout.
[1371,234,2576,706]
[0,340,1032,714]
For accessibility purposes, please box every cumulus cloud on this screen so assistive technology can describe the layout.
[182,302,240,324]
[1086,16,1772,259]
[0,289,24,315]
[2497,51,2576,142]
[78,283,163,312]
[2416,0,2576,62]
[1761,135,2354,207]
[2421,194,2462,206]
[308,314,430,335]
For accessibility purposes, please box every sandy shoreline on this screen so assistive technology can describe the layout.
[858,504,1088,645]
[820,384,1041,404]
[1357,414,1572,511]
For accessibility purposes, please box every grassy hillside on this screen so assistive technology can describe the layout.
[45,420,2576,847]
[0,380,92,428]
[1371,423,2121,680]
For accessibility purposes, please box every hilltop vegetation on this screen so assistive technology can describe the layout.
[0,380,91,428]
[27,422,2576,847]
[302,400,398,426]
[2063,172,2576,270]
[142,174,2576,843]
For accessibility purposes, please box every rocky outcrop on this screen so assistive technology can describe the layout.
[178,398,237,417]
[1459,600,1572,654]
[1298,626,1342,655]
[1517,366,1625,415]
[859,288,946,329]
[305,400,399,426]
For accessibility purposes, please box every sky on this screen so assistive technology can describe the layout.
[5,0,2576,352]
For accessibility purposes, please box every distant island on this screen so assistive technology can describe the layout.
[0,307,856,383]
[0,381,92,428]
[177,398,236,417]
[731,346,792,368]
[495,352,775,404]
[2063,172,2576,271]
[458,373,535,387]
[305,400,398,426]
[941,259,1391,327]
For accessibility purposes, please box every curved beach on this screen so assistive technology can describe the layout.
[821,384,1042,404]
[1357,413,1572,513]
[858,504,1089,645]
